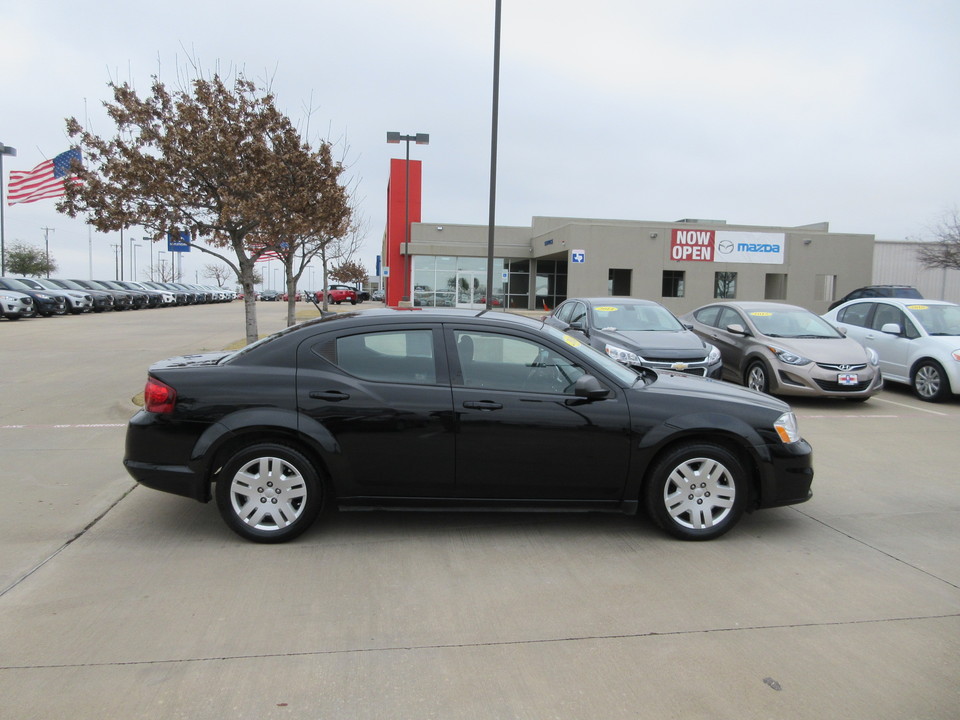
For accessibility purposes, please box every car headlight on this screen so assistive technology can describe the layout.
[705,343,721,364]
[774,412,801,444]
[605,344,643,364]
[35,293,52,300]
[767,346,811,366]
[867,347,880,366]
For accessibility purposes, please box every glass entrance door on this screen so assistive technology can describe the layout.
[456,271,486,309]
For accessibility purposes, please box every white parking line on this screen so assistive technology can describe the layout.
[0,423,126,430]
[871,397,950,416]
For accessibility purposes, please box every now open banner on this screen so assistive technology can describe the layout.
[670,229,785,264]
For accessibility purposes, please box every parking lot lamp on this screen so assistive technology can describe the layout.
[386,132,429,304]
[0,143,17,275]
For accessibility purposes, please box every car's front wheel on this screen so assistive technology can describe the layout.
[644,443,747,540]
[215,443,323,543]
[745,361,770,394]
[912,360,950,402]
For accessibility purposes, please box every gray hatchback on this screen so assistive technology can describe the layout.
[680,301,883,400]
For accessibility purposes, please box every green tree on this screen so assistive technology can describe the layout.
[4,242,57,277]
[916,209,960,271]
[59,72,350,344]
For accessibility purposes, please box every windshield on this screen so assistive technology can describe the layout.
[0,278,32,291]
[905,303,960,336]
[539,323,641,385]
[748,308,842,339]
[591,303,684,332]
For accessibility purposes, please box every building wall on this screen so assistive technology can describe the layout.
[409,216,875,314]
[872,240,960,303]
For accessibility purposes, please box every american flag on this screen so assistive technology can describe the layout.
[253,242,289,262]
[7,149,84,205]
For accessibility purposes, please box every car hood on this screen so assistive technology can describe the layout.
[642,371,790,413]
[150,352,233,369]
[764,336,869,363]
[597,329,708,359]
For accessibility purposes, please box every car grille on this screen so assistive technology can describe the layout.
[813,378,873,392]
[816,362,867,372]
[642,360,708,376]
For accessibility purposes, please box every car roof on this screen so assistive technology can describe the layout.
[847,298,955,308]
[699,301,809,313]
[563,297,662,307]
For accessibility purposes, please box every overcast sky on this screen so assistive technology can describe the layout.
[3,0,958,285]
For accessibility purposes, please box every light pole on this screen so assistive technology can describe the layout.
[143,237,153,281]
[386,131,429,304]
[0,142,17,275]
[132,243,142,281]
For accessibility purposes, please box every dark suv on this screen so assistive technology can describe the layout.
[828,285,921,311]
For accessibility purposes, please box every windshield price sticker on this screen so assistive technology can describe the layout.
[595,306,618,312]
[907,305,928,310]
[750,312,773,316]
[562,335,582,347]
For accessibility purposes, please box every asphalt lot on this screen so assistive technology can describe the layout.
[1,300,958,720]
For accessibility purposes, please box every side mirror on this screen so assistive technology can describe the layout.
[726,323,748,336]
[569,374,611,402]
[880,322,902,336]
[567,320,586,333]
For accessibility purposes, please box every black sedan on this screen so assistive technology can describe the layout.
[545,297,723,378]
[124,309,813,543]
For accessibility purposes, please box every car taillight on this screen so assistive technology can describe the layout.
[144,377,177,414]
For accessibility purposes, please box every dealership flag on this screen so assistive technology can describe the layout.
[7,148,83,205]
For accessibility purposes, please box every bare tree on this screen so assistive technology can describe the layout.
[916,208,960,271]
[202,262,233,288]
[60,71,350,344]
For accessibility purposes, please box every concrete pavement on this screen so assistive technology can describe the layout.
[0,300,957,719]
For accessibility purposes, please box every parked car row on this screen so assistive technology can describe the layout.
[0,277,236,320]
[545,293,959,404]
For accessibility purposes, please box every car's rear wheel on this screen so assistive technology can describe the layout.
[644,443,747,540]
[745,361,770,393]
[215,443,323,543]
[912,360,950,402]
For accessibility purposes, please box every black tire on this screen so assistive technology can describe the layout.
[745,360,770,394]
[644,442,747,541]
[215,443,323,543]
[912,360,950,402]
[350,298,356,305]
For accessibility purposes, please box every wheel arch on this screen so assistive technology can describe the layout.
[191,409,342,502]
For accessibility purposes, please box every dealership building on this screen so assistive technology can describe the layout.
[382,159,957,313]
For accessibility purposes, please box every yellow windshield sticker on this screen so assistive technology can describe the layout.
[750,312,773,316]
[595,306,618,312]
[907,305,928,310]
[563,334,582,347]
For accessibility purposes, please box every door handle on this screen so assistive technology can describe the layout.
[463,400,502,411]
[309,390,350,401]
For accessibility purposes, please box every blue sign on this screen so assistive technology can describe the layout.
[167,231,191,252]
[376,254,381,276]
[571,249,586,263]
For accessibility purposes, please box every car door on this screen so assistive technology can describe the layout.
[446,325,631,502]
[296,323,456,498]
[862,302,918,382]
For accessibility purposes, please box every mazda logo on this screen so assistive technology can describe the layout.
[717,240,734,254]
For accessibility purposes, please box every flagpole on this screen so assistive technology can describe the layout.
[0,142,18,275]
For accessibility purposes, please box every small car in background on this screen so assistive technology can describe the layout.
[680,301,882,401]
[0,289,36,319]
[315,286,357,304]
[827,285,921,311]
[258,290,281,301]
[823,298,960,402]
[545,297,722,378]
